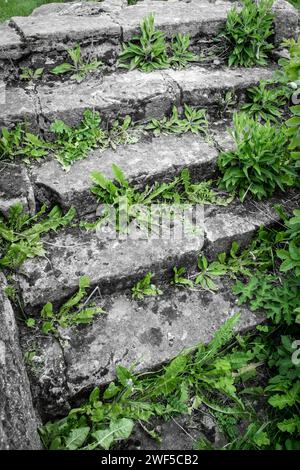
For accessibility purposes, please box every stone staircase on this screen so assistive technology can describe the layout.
[0,0,299,449]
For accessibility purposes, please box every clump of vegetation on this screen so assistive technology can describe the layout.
[26,276,104,336]
[218,113,295,201]
[146,104,209,137]
[20,67,44,83]
[41,206,300,451]
[0,203,75,269]
[0,125,50,162]
[218,0,275,67]
[89,164,231,232]
[52,44,102,82]
[50,110,108,168]
[169,33,198,69]
[118,14,197,72]
[132,272,163,300]
[118,13,170,72]
[242,80,290,123]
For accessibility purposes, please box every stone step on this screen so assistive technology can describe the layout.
[1,1,233,66]
[0,0,298,67]
[20,279,263,418]
[15,189,299,311]
[0,66,273,132]
[0,273,42,449]
[30,131,227,217]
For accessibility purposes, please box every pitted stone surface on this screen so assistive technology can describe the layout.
[164,66,274,108]
[0,66,273,133]
[273,0,300,45]
[0,273,41,449]
[0,163,36,217]
[15,190,300,311]
[205,189,300,257]
[31,133,219,215]
[113,0,232,41]
[0,86,38,131]
[11,13,120,52]
[21,282,263,417]
[16,218,204,309]
[0,23,25,60]
[36,68,178,131]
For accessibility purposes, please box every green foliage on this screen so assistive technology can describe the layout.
[218,0,274,67]
[286,105,300,164]
[41,208,300,451]
[34,276,104,335]
[52,44,102,82]
[0,125,50,162]
[278,37,300,84]
[89,164,231,232]
[20,66,44,82]
[132,272,163,300]
[169,33,198,69]
[41,314,251,450]
[50,110,107,168]
[242,80,290,123]
[172,266,194,288]
[146,104,209,137]
[218,113,295,201]
[118,14,170,72]
[0,203,75,269]
[118,14,198,72]
[195,254,227,291]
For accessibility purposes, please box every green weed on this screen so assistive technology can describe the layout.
[0,203,75,269]
[218,0,274,67]
[52,44,102,82]
[218,113,295,201]
[132,272,163,300]
[242,80,290,123]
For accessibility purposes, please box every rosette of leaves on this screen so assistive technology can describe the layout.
[218,113,296,201]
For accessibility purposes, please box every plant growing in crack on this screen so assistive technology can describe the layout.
[26,276,104,337]
[132,272,163,300]
[145,104,210,137]
[118,14,197,72]
[52,43,103,82]
[20,66,44,83]
[0,203,75,269]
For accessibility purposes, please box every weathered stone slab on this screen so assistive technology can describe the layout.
[113,0,232,41]
[21,281,263,417]
[16,216,205,309]
[0,66,275,133]
[205,189,300,258]
[36,69,178,132]
[0,163,36,217]
[0,22,25,60]
[164,66,274,108]
[15,190,300,311]
[11,13,121,53]
[22,66,271,133]
[30,133,218,215]
[273,0,300,45]
[0,273,41,449]
[0,86,38,131]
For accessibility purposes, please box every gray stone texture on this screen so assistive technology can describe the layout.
[30,133,219,216]
[15,189,299,311]
[0,0,297,67]
[0,66,273,132]
[21,281,263,417]
[0,163,36,217]
[0,273,41,449]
